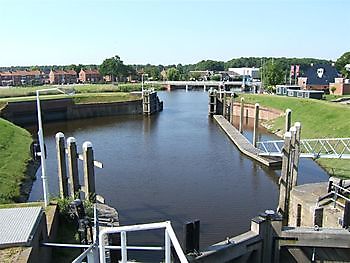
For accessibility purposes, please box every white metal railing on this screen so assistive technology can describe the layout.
[99,221,188,263]
[257,138,350,159]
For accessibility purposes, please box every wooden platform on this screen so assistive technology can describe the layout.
[213,115,282,168]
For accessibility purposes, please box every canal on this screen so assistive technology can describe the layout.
[28,90,329,257]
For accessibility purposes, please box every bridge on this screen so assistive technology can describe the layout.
[146,80,261,91]
[257,137,350,159]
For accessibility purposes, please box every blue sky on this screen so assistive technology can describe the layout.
[0,0,349,66]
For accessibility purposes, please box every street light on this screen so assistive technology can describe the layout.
[141,73,148,98]
[36,87,74,207]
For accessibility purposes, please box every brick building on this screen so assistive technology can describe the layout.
[49,70,77,84]
[78,69,102,83]
[0,70,44,86]
[329,78,350,95]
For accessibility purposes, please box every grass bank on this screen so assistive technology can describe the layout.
[0,83,163,99]
[0,118,32,203]
[240,94,350,178]
[0,92,139,105]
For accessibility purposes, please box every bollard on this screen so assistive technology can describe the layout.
[239,97,244,133]
[56,132,69,199]
[253,103,260,147]
[285,109,292,133]
[83,141,96,202]
[67,137,80,198]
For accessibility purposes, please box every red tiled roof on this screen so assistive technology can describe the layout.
[82,69,100,75]
[0,70,42,76]
[51,70,77,75]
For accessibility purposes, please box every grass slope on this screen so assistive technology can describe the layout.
[0,83,162,99]
[240,94,350,178]
[0,118,32,203]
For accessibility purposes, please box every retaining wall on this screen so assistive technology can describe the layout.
[232,102,283,120]
[0,98,143,126]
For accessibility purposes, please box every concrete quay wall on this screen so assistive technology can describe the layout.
[0,98,143,126]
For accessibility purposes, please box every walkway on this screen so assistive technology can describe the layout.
[213,115,281,168]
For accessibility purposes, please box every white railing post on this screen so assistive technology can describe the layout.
[165,229,171,263]
[121,231,128,263]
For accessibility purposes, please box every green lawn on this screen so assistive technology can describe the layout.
[240,94,350,178]
[0,118,32,203]
[0,92,140,105]
[0,83,163,99]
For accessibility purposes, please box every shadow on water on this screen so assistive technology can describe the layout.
[27,90,329,260]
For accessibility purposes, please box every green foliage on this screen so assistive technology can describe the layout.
[335,51,350,78]
[0,118,32,203]
[330,86,337,94]
[143,65,161,80]
[166,67,180,81]
[210,74,221,81]
[189,71,202,80]
[241,94,350,178]
[99,55,128,82]
[195,60,224,71]
[262,60,284,91]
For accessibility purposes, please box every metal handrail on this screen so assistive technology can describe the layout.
[99,221,188,263]
[257,138,350,159]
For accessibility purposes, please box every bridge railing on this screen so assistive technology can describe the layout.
[257,137,350,159]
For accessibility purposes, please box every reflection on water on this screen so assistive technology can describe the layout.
[28,90,329,254]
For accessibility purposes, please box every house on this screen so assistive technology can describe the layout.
[49,70,77,84]
[78,69,102,83]
[298,64,340,93]
[329,78,350,95]
[0,70,44,86]
[276,85,301,96]
[276,85,324,99]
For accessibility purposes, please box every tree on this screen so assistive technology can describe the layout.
[195,60,224,71]
[335,52,350,79]
[262,60,284,92]
[166,67,180,81]
[99,55,127,82]
[330,86,337,94]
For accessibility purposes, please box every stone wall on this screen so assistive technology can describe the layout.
[232,102,283,121]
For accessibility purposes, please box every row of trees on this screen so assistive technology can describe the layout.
[2,53,348,85]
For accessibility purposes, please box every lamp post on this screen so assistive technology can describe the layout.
[36,87,73,207]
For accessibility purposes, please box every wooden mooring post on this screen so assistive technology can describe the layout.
[230,93,234,124]
[208,89,217,116]
[239,97,244,133]
[55,132,69,199]
[67,137,80,198]
[184,220,200,254]
[83,141,96,202]
[253,103,260,147]
[278,122,302,226]
[278,131,292,226]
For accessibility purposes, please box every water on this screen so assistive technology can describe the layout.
[28,90,328,258]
